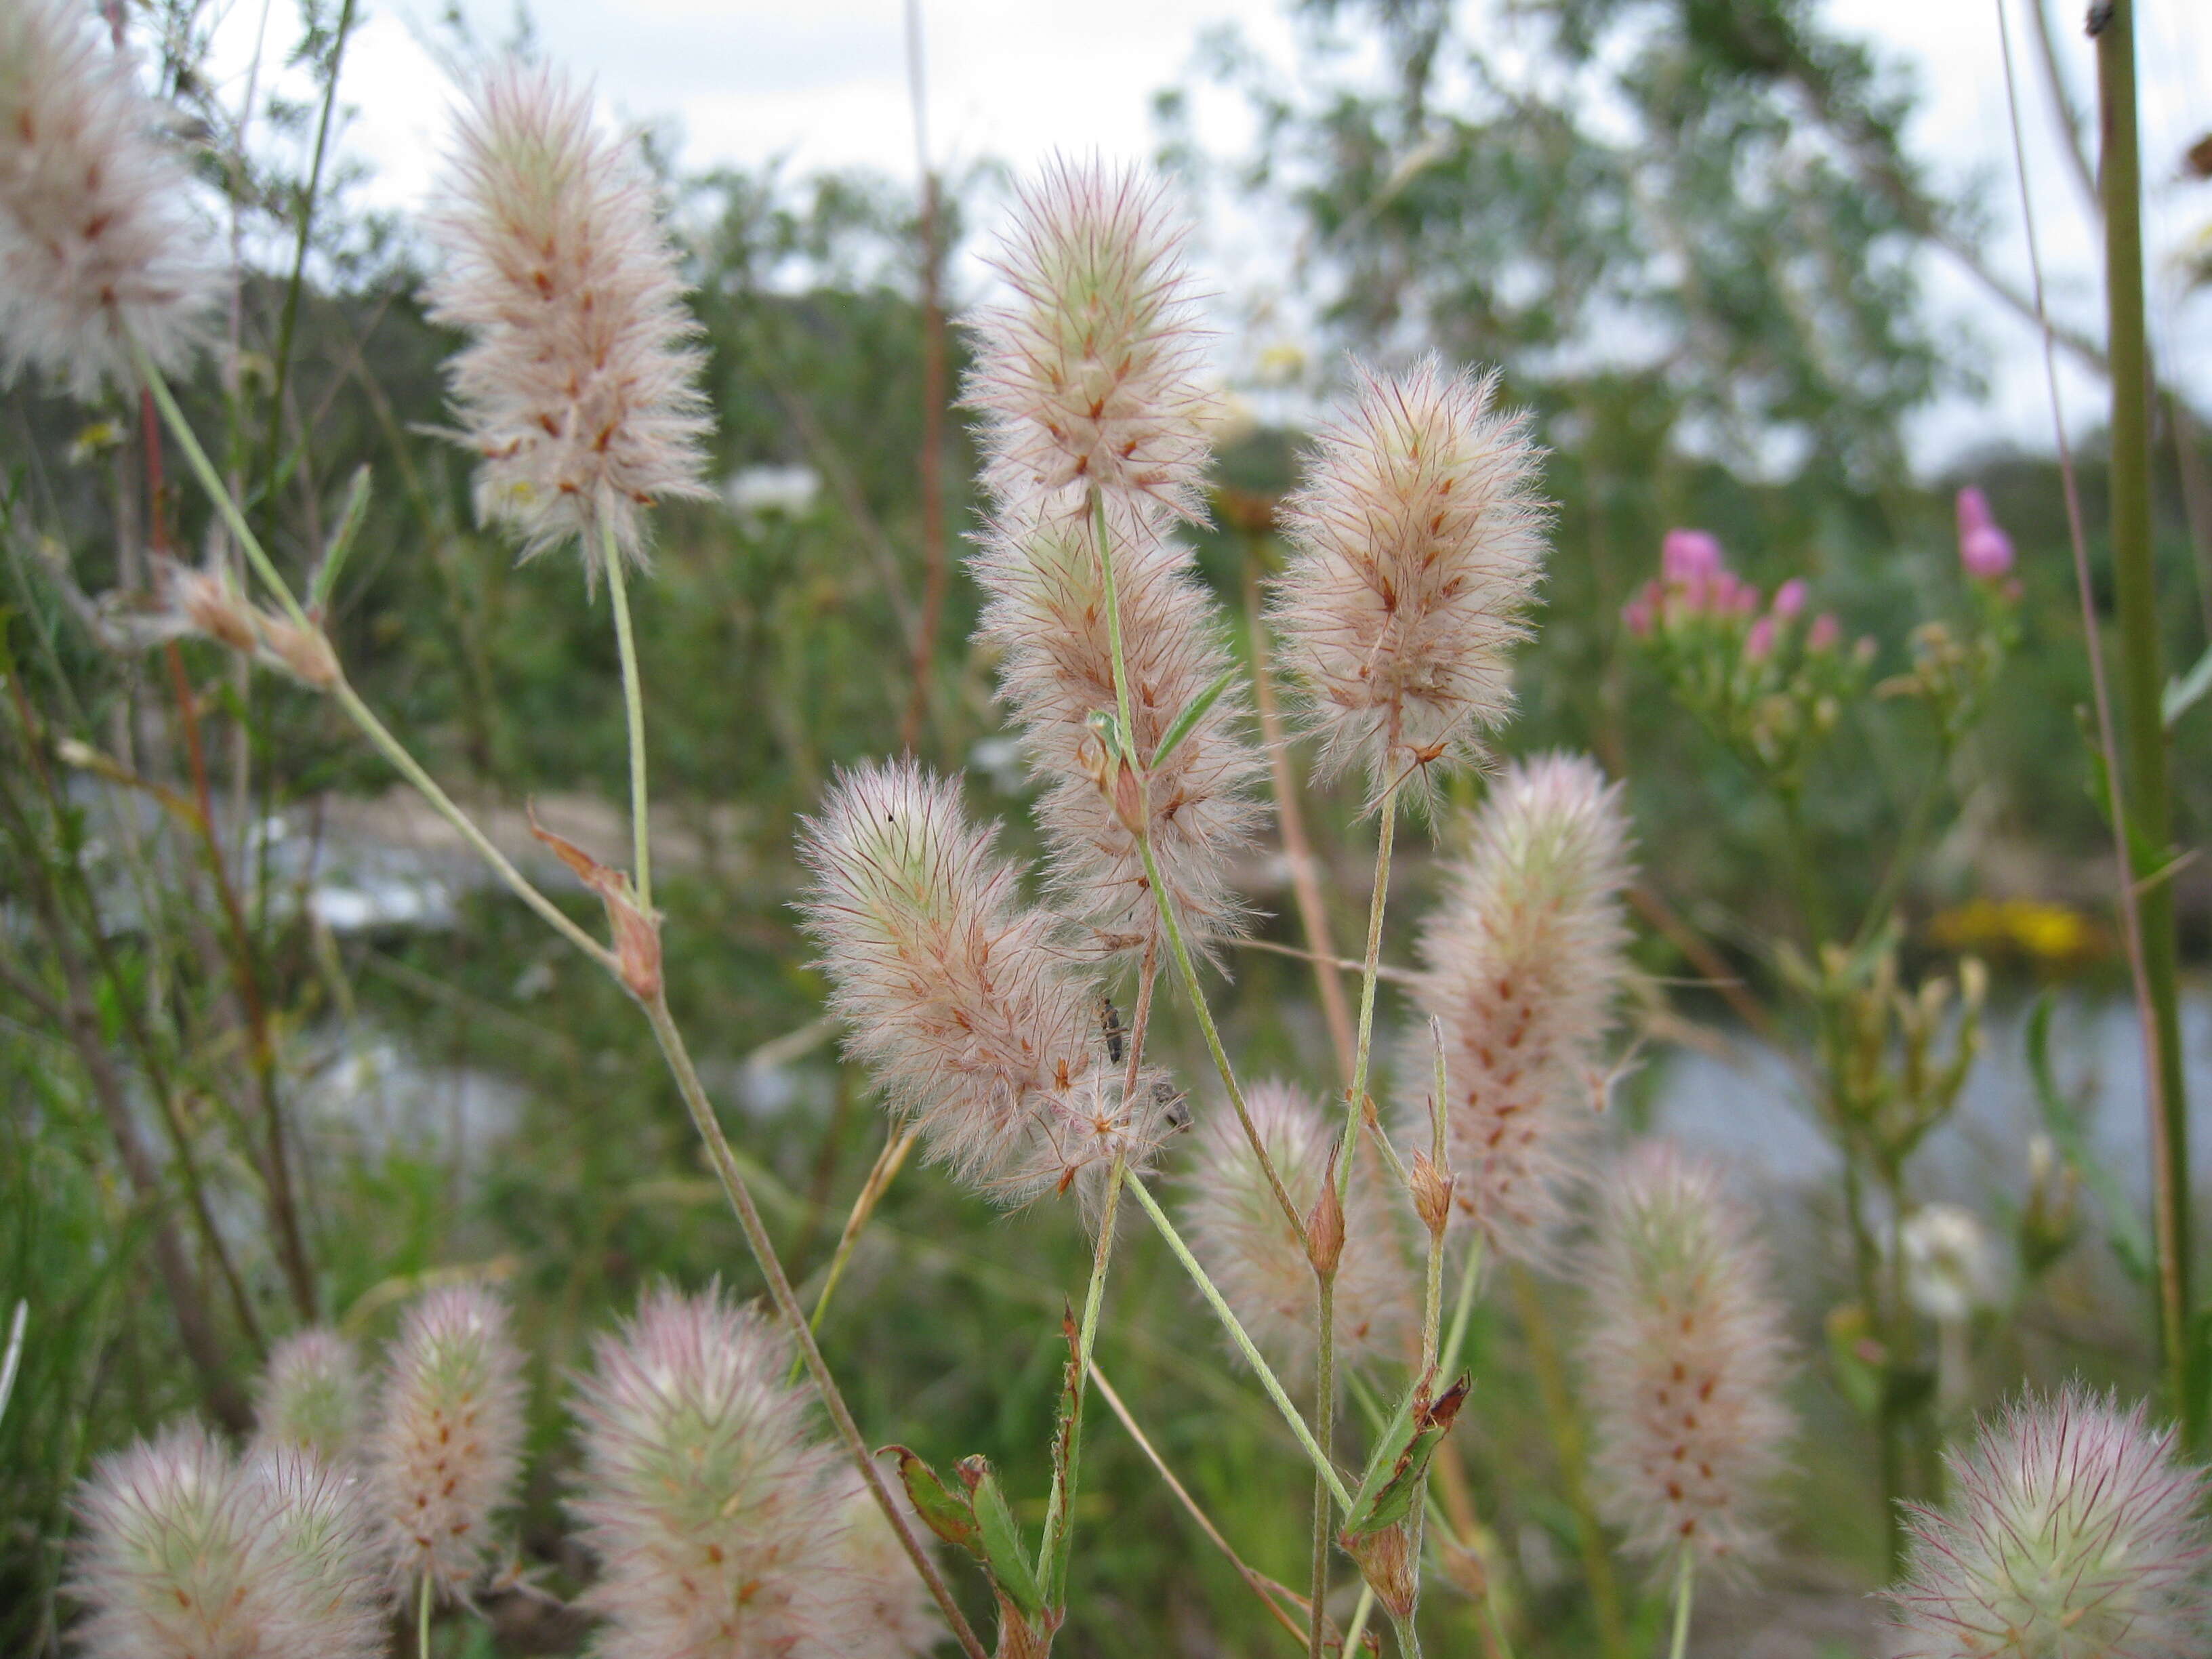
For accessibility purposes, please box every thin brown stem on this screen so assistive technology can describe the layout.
[163,643,316,1322]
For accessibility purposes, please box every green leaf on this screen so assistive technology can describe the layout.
[1341,1372,1469,1538]
[2024,991,2152,1286]
[884,1445,981,1558]
[2163,640,2212,729]
[311,465,373,609]
[959,1455,1044,1621]
[1147,664,1237,771]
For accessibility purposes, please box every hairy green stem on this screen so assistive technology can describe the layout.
[785,1125,917,1387]
[604,529,653,910]
[1040,1157,1127,1605]
[1666,1542,1695,1659]
[416,1574,432,1659]
[1309,1271,1336,1659]
[1334,781,1401,1202]
[138,340,625,975]
[1128,1178,1353,1509]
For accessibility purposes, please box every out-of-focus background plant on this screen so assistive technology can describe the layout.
[4,0,2211,1654]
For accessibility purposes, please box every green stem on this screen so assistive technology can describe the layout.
[1343,1586,1376,1655]
[1126,1177,1353,1510]
[642,993,989,1659]
[1039,1158,1127,1605]
[260,0,358,487]
[1666,1542,1696,1659]
[1134,830,1306,1241]
[1334,782,1401,1202]
[1310,1271,1336,1659]
[787,1126,917,1385]
[2096,0,2195,1445]
[416,1574,432,1659]
[603,527,653,910]
[1389,1609,1425,1658]
[1090,489,1137,752]
[333,678,617,968]
[135,338,619,973]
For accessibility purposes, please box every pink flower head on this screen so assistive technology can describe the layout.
[1771,578,1807,619]
[1956,487,2015,581]
[1661,529,1723,585]
[1887,1385,2212,1658]
[1806,613,1841,653]
[1743,615,1776,663]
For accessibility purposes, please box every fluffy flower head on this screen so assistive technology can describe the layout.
[252,1328,367,1466]
[368,1284,527,1601]
[71,1425,384,1659]
[797,758,1174,1204]
[1582,1143,1795,1570]
[1272,356,1547,805]
[570,1285,938,1658]
[425,60,711,575]
[0,0,218,396]
[1887,1385,2212,1658]
[965,157,1216,518]
[970,489,1262,957]
[1408,753,1631,1258]
[1179,1081,1413,1380]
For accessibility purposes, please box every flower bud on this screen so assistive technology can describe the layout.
[1955,486,2015,581]
[1305,1160,1346,1279]
[1408,1151,1454,1238]
[1661,529,1723,584]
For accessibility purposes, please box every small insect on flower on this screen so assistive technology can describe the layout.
[1272,356,1548,808]
[368,1284,526,1604]
[1887,1385,2212,1658]
[1581,1142,1795,1572]
[569,1284,939,1659]
[0,0,218,398]
[964,156,1218,520]
[1408,752,1631,1260]
[72,1425,384,1659]
[970,488,1263,960]
[252,1328,367,1467]
[424,60,712,579]
[1179,1081,1414,1382]
[796,758,1176,1206]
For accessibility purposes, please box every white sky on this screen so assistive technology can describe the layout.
[207,0,2212,472]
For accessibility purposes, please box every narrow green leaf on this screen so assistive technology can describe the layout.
[1148,664,1237,771]
[960,1456,1044,1621]
[884,1445,981,1558]
[311,465,373,610]
[2163,640,2212,729]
